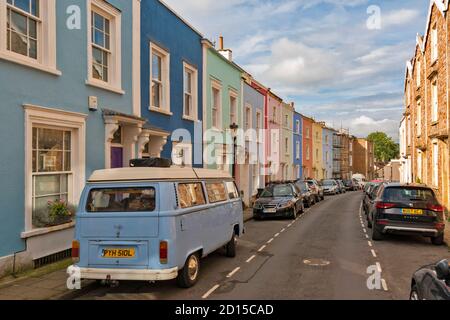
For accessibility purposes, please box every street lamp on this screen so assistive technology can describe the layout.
[229,123,239,179]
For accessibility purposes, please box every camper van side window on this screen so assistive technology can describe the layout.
[225,181,239,199]
[177,183,206,209]
[206,182,228,203]
[86,188,156,212]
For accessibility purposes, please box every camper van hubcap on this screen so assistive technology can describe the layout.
[188,255,199,281]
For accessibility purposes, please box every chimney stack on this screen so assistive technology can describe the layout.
[218,36,233,62]
[219,36,224,50]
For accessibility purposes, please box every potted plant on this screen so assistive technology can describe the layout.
[47,199,76,226]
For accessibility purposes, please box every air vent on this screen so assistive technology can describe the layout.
[33,249,71,269]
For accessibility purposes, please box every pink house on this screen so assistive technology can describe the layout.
[267,91,283,182]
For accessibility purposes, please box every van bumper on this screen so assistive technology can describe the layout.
[75,266,178,281]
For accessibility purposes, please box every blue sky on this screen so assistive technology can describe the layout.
[164,0,429,140]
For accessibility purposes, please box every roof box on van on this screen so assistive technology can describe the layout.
[130,158,172,168]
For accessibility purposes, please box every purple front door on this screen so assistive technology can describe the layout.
[111,147,123,168]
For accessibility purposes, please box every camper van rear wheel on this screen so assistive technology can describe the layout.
[177,253,200,288]
[225,234,237,258]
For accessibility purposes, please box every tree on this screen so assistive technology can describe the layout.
[367,132,400,163]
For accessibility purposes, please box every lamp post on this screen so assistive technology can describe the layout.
[229,123,239,179]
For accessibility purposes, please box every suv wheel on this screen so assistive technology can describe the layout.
[431,234,444,246]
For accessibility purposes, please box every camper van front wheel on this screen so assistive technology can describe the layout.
[177,253,200,288]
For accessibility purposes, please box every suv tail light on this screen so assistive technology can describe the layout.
[427,204,444,212]
[376,202,396,209]
[72,240,80,260]
[160,241,168,264]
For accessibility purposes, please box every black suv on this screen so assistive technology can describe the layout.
[366,183,446,245]
[253,183,304,220]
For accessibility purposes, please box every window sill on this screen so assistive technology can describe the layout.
[431,121,439,126]
[0,51,62,76]
[21,221,75,239]
[182,115,198,122]
[210,127,223,133]
[150,106,173,116]
[85,79,125,95]
[431,58,438,67]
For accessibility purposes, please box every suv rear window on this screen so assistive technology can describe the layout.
[382,187,437,203]
[86,187,156,212]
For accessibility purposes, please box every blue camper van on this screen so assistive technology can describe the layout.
[70,166,244,288]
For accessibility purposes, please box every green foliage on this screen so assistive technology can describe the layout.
[367,132,400,163]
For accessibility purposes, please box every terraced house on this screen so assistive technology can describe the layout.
[0,0,141,276]
[322,125,334,179]
[281,102,294,181]
[301,115,314,179]
[312,121,323,180]
[293,112,303,179]
[140,0,204,167]
[401,0,450,212]
[267,91,283,181]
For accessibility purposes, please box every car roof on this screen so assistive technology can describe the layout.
[88,166,232,182]
[383,183,431,189]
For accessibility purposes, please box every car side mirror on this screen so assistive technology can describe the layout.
[436,259,450,281]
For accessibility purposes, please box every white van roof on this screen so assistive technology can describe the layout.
[88,166,232,182]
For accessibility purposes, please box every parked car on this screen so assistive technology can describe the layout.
[322,179,339,195]
[253,183,304,220]
[306,179,325,202]
[410,259,450,300]
[70,163,244,288]
[343,179,357,191]
[362,182,383,216]
[296,180,315,208]
[366,183,445,245]
[336,180,346,194]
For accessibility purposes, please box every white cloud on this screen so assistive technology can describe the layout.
[345,116,399,140]
[382,9,420,28]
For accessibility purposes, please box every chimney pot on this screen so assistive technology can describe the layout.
[219,36,224,50]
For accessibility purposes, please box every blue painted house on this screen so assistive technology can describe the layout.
[293,112,303,179]
[240,79,265,206]
[0,0,142,275]
[140,0,203,167]
[322,126,334,179]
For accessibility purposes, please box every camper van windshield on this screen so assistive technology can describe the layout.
[86,187,156,212]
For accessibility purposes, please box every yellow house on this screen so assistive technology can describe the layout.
[312,122,324,180]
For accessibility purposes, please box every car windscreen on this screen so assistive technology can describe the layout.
[260,185,294,198]
[323,180,335,186]
[382,187,437,203]
[296,183,308,192]
[86,187,156,212]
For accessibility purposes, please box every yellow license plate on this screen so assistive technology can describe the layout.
[402,209,423,215]
[102,248,135,258]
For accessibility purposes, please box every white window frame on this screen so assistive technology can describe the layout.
[211,79,222,131]
[285,137,289,154]
[86,0,123,94]
[431,77,438,123]
[256,110,262,142]
[296,141,300,159]
[432,142,439,187]
[306,145,310,160]
[431,23,438,63]
[296,120,300,134]
[149,42,170,114]
[0,0,59,75]
[417,99,422,136]
[230,93,237,126]
[23,104,86,234]
[407,116,411,146]
[417,150,422,181]
[244,104,252,131]
[182,61,198,121]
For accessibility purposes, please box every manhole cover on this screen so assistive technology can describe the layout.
[303,259,330,267]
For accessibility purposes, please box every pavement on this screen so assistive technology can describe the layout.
[0,194,449,300]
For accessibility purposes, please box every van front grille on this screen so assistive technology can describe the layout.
[33,249,71,269]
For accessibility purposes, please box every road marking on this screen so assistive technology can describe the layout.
[267,238,274,244]
[368,241,373,247]
[376,262,382,273]
[258,245,267,252]
[287,223,293,228]
[226,267,241,278]
[246,255,256,263]
[202,284,220,299]
[365,234,369,239]
[381,279,388,291]
[363,228,367,233]
[274,233,280,238]
[371,249,377,258]
[280,228,286,233]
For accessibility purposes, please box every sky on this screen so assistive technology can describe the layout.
[164,0,430,141]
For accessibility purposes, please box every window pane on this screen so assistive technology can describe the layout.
[29,38,37,59]
[92,47,102,64]
[103,66,108,82]
[10,10,27,35]
[94,13,104,30]
[64,151,71,171]
[7,29,10,51]
[152,54,161,80]
[105,34,110,50]
[103,51,108,67]
[94,29,104,47]
[64,131,71,151]
[178,183,206,208]
[86,188,156,212]
[31,0,39,17]
[29,19,37,38]
[185,94,191,116]
[37,128,64,150]
[33,194,61,227]
[13,0,30,13]
[93,63,103,80]
[184,70,192,93]
[206,182,227,203]
[105,18,110,34]
[152,82,160,108]
[10,31,27,56]
[32,150,37,172]
[35,174,60,196]
[225,181,239,199]
[38,150,63,172]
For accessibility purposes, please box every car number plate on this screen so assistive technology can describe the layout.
[264,209,277,213]
[402,209,423,215]
[102,248,135,258]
